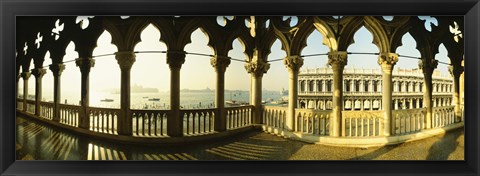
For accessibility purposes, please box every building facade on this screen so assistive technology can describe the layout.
[298,67,454,111]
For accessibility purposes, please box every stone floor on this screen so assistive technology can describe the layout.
[16,115,464,160]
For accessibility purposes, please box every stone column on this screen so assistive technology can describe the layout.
[115,52,136,135]
[245,59,270,124]
[20,72,31,112]
[327,51,347,137]
[449,65,463,122]
[49,64,65,121]
[419,59,438,129]
[166,51,186,137]
[211,56,231,132]
[75,58,95,130]
[378,53,398,136]
[283,55,304,131]
[31,68,47,116]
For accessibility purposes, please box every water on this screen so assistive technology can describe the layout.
[56,90,284,110]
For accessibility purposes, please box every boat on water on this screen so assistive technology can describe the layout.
[100,98,114,102]
[226,100,248,106]
[148,98,160,101]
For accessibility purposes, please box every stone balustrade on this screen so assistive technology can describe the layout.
[16,98,462,146]
[181,108,216,135]
[432,106,455,128]
[39,101,54,120]
[131,109,169,137]
[26,99,36,114]
[342,110,382,137]
[295,108,331,135]
[392,108,425,135]
[59,104,80,127]
[263,106,288,130]
[226,106,253,129]
[88,107,120,135]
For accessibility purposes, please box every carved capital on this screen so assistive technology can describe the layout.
[245,60,270,77]
[75,57,95,74]
[49,64,65,77]
[166,51,186,69]
[328,51,348,68]
[448,65,463,77]
[31,68,47,78]
[418,59,438,74]
[284,55,304,72]
[211,56,231,72]
[115,51,136,71]
[377,53,398,66]
[20,72,31,80]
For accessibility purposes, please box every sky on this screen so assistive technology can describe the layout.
[25,16,453,103]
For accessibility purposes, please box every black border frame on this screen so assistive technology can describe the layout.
[1,0,479,175]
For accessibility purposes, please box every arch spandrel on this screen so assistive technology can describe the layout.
[103,16,150,52]
[198,16,246,57]
[312,16,340,52]
[332,16,364,52]
[151,16,201,52]
[70,17,106,58]
[363,16,412,53]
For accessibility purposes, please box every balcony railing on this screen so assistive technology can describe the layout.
[39,101,54,120]
[17,99,23,111]
[88,107,120,135]
[59,104,80,127]
[263,106,287,130]
[392,108,425,135]
[342,111,382,137]
[295,108,330,135]
[131,109,168,137]
[26,99,35,114]
[226,106,253,129]
[17,98,460,146]
[181,108,216,135]
[432,106,455,128]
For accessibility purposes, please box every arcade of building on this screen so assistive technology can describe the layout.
[16,16,464,146]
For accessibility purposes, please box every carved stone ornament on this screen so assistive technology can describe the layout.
[20,72,31,80]
[115,51,136,71]
[75,57,95,73]
[210,56,231,72]
[418,59,438,71]
[327,51,348,67]
[31,68,47,78]
[377,53,399,66]
[49,64,65,77]
[166,51,186,69]
[245,60,270,76]
[448,65,463,76]
[284,55,304,71]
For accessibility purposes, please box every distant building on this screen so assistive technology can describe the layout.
[297,67,454,110]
